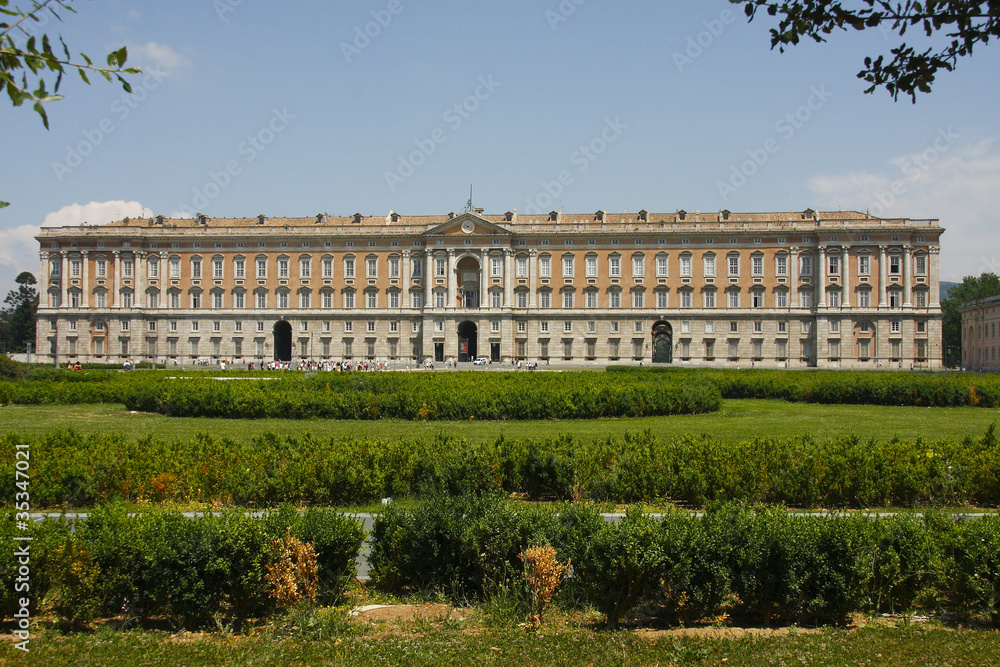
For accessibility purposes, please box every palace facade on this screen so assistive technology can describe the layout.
[34,208,943,367]
[961,294,1000,371]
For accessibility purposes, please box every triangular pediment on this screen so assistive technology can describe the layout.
[423,212,512,237]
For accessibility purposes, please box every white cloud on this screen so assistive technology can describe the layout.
[127,41,191,75]
[808,136,1000,282]
[0,224,46,283]
[42,200,153,228]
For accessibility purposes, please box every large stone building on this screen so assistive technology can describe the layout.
[34,208,943,368]
[961,294,1000,371]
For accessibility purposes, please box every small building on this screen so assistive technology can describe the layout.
[961,293,1000,371]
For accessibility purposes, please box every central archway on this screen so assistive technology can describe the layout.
[273,320,292,362]
[457,321,477,362]
[652,320,673,364]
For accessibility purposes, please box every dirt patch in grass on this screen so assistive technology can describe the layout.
[634,625,822,640]
[352,603,469,624]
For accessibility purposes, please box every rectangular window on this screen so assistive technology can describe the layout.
[366,291,377,308]
[389,257,400,278]
[776,290,787,308]
[680,291,691,308]
[412,257,422,278]
[704,290,716,308]
[889,290,901,308]
[632,291,644,308]
[704,339,715,359]
[389,291,399,308]
[367,321,376,332]
[300,292,310,309]
[277,291,288,309]
[255,291,267,309]
[727,291,739,309]
[829,339,840,359]
[491,257,503,277]
[541,321,549,333]
[776,255,787,276]
[345,321,353,332]
[858,255,870,275]
[586,256,597,277]
[435,257,447,277]
[191,292,202,309]
[322,257,333,278]
[170,258,181,279]
[609,291,620,308]
[658,291,669,308]
[828,255,840,276]
[608,339,619,359]
[191,259,202,279]
[632,256,644,277]
[800,255,813,277]
[889,255,901,274]
[122,259,134,278]
[915,254,927,275]
[539,291,551,308]
[915,290,926,308]
[563,321,572,333]
[563,291,574,309]
[366,258,377,278]
[752,255,763,277]
[828,290,841,308]
[891,320,901,333]
[70,258,81,278]
[609,256,620,277]
[256,258,267,279]
[728,255,739,276]
[148,259,159,278]
[345,291,355,309]
[751,291,763,308]
[213,292,223,309]
[491,290,502,308]
[300,258,311,279]
[345,257,356,279]
[562,256,574,277]
[656,255,668,277]
[801,291,813,308]
[586,291,598,308]
[829,318,840,333]
[858,290,871,308]
[514,256,527,278]
[729,340,739,360]
[681,255,693,277]
[235,258,245,279]
[213,258,224,279]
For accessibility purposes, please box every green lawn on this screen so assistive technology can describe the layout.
[2,398,997,443]
[11,624,1000,666]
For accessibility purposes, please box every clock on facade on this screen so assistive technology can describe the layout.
[461,220,475,234]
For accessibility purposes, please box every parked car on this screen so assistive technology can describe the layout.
[473,357,490,365]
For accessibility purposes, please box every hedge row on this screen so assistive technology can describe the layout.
[608,367,1000,407]
[371,497,1000,626]
[4,427,999,508]
[0,505,364,627]
[119,372,721,420]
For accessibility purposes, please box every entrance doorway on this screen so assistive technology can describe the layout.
[434,342,444,362]
[457,321,478,362]
[490,342,500,362]
[652,321,673,364]
[273,321,292,361]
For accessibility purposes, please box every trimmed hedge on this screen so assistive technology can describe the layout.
[607,367,1000,408]
[0,506,364,627]
[118,372,722,420]
[369,498,1000,626]
[4,427,999,509]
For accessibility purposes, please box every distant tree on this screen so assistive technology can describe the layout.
[1,271,38,353]
[940,272,1000,367]
[1,0,139,207]
[731,0,1000,102]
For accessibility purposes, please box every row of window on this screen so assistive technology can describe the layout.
[49,283,930,311]
[49,250,931,281]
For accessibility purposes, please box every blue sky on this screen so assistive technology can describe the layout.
[2,0,999,298]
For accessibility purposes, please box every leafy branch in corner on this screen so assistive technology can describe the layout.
[732,1,1000,102]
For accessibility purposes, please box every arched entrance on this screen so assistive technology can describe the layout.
[652,321,673,364]
[457,321,477,362]
[273,320,292,361]
[455,255,482,308]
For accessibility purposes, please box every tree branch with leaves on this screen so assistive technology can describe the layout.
[731,1,1000,102]
[1,0,139,207]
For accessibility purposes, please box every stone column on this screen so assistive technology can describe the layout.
[61,253,68,308]
[135,252,145,309]
[902,244,912,307]
[424,253,432,308]
[878,245,888,308]
[401,250,410,309]
[503,249,514,308]
[112,251,121,309]
[81,251,89,308]
[789,246,799,308]
[38,252,49,309]
[160,252,168,309]
[446,249,456,308]
[929,246,941,307]
[480,248,489,309]
[817,245,827,308]
[842,246,851,307]
[528,249,537,308]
